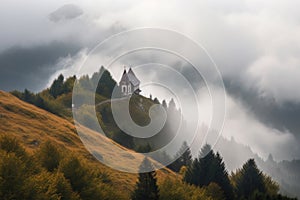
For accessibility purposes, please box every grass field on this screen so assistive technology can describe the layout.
[0,90,178,198]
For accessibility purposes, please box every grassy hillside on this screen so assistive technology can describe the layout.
[95,93,181,152]
[10,69,179,153]
[96,94,155,141]
[0,90,177,198]
[6,70,297,199]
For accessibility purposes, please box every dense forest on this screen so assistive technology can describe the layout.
[7,67,298,200]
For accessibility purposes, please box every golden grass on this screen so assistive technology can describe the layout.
[0,90,179,197]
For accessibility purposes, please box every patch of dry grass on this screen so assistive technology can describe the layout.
[0,90,178,197]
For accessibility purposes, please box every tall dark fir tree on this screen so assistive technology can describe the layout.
[49,74,64,98]
[168,141,192,172]
[132,157,159,200]
[235,158,266,199]
[183,144,233,200]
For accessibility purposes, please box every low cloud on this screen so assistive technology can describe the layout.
[222,94,300,160]
[246,55,300,103]
[49,4,83,22]
[225,78,300,142]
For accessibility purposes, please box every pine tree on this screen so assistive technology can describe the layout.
[23,89,35,104]
[153,97,160,104]
[63,75,76,94]
[213,152,234,200]
[162,100,167,109]
[132,157,159,200]
[177,141,192,167]
[35,94,46,109]
[235,159,266,199]
[183,144,233,200]
[78,75,92,91]
[168,141,192,172]
[49,74,64,98]
[168,98,176,111]
[93,66,117,98]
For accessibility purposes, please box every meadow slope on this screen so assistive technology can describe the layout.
[0,90,177,198]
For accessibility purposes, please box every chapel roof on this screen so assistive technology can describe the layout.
[120,69,129,83]
[119,67,140,87]
[127,68,140,87]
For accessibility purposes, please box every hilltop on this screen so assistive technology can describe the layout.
[10,67,182,155]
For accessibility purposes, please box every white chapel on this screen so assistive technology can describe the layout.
[119,67,141,96]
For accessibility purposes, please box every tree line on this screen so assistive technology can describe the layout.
[11,66,116,118]
[133,143,297,200]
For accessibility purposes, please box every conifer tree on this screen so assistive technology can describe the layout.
[162,100,167,109]
[49,74,64,98]
[168,98,176,111]
[93,66,116,98]
[213,152,234,200]
[183,144,233,200]
[168,141,192,172]
[153,97,160,104]
[63,75,76,94]
[132,157,159,200]
[23,89,35,104]
[184,144,213,186]
[235,159,266,199]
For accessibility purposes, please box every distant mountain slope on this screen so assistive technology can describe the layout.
[0,90,177,198]
[214,136,300,198]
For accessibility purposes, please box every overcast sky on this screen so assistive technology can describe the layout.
[1,0,300,161]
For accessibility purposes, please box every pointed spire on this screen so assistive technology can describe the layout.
[120,66,129,83]
[128,67,136,76]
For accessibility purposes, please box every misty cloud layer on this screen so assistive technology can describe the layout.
[0,0,299,160]
[49,4,83,22]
